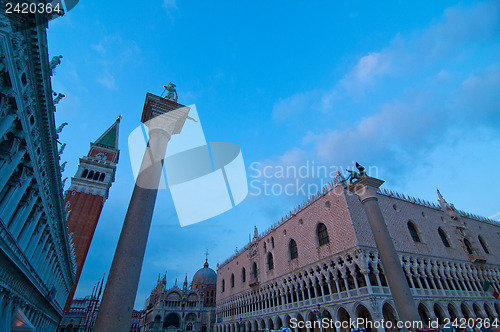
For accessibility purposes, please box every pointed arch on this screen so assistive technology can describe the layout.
[289,239,298,260]
[407,221,421,242]
[438,227,450,247]
[316,223,329,246]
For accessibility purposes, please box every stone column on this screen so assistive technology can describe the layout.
[347,176,420,325]
[94,94,191,332]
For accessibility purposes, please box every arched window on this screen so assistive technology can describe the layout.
[81,169,88,178]
[251,262,258,279]
[221,279,225,292]
[263,242,266,253]
[267,252,274,270]
[289,239,298,260]
[478,236,490,254]
[317,223,329,246]
[93,171,100,180]
[407,221,421,242]
[87,170,94,179]
[438,228,450,247]
[271,237,274,249]
[99,173,105,181]
[464,238,473,254]
[230,274,234,288]
[241,267,246,283]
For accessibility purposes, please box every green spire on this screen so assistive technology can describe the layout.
[95,116,121,149]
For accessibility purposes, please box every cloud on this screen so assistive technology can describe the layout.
[97,71,117,90]
[90,34,141,90]
[267,0,500,189]
[162,0,179,20]
[272,0,500,121]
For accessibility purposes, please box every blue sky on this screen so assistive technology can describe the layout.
[48,0,500,309]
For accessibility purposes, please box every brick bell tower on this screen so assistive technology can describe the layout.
[63,116,121,311]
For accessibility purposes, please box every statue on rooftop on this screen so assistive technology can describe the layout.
[49,55,63,75]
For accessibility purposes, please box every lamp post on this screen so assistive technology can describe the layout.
[313,304,324,332]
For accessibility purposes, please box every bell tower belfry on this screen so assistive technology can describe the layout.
[63,117,121,311]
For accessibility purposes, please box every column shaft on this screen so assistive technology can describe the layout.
[361,196,420,323]
[94,129,171,332]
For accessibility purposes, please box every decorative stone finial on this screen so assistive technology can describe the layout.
[49,55,63,74]
[53,92,65,105]
[56,122,68,133]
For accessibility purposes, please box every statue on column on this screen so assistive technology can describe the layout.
[163,82,178,102]
[345,162,367,184]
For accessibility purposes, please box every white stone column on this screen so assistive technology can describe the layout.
[347,176,420,326]
[94,96,190,332]
[25,219,46,257]
[9,188,37,239]
[18,204,43,248]
[0,147,25,191]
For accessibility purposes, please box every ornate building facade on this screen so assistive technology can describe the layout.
[0,10,75,332]
[216,183,500,332]
[63,118,120,311]
[140,260,217,332]
[57,296,100,332]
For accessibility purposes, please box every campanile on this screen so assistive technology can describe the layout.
[63,117,121,311]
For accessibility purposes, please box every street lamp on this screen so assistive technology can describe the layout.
[312,305,324,332]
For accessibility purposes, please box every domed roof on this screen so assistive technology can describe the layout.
[192,260,217,287]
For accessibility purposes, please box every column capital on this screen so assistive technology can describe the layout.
[346,176,384,202]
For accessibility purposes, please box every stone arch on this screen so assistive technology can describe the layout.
[355,304,373,332]
[418,303,431,326]
[259,318,266,330]
[448,303,460,320]
[268,317,275,330]
[433,303,447,324]
[461,302,472,319]
[283,314,292,329]
[164,313,180,329]
[251,320,258,332]
[322,308,334,332]
[306,311,319,332]
[337,306,351,332]
[296,313,306,332]
[166,291,182,301]
[484,303,496,320]
[382,302,397,326]
[472,303,483,318]
[274,316,283,329]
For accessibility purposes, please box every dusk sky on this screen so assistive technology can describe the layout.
[47,0,500,309]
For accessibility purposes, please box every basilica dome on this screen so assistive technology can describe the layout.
[192,260,217,288]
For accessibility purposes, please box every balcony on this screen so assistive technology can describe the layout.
[248,277,259,287]
[468,254,486,263]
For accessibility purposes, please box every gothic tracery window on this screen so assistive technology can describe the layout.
[438,227,450,247]
[317,223,329,246]
[478,236,490,254]
[241,267,246,283]
[407,221,421,243]
[464,238,473,254]
[289,239,298,260]
[267,252,274,270]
